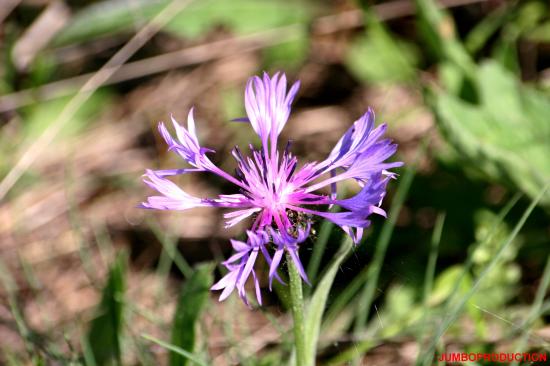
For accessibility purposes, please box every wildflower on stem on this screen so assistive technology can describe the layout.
[141,72,402,305]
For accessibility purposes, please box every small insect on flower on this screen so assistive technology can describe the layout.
[140,72,402,305]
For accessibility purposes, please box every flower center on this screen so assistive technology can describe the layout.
[233,144,297,218]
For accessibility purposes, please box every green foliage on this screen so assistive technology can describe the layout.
[170,264,213,366]
[464,4,512,55]
[54,0,312,46]
[346,12,418,84]
[433,61,550,206]
[86,252,127,366]
[4,1,550,364]
[414,0,550,206]
[414,0,476,77]
[429,265,472,307]
[418,184,548,365]
[303,237,353,366]
[375,286,421,338]
[470,210,521,308]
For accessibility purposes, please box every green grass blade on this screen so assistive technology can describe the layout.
[306,219,335,286]
[80,334,97,366]
[511,254,550,365]
[419,184,549,366]
[324,339,378,366]
[142,334,208,366]
[304,237,353,366]
[148,219,193,278]
[423,212,445,307]
[170,264,213,366]
[418,212,445,347]
[87,252,127,366]
[464,3,511,54]
[414,0,476,77]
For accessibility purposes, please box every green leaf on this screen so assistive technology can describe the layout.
[170,264,213,366]
[464,4,511,55]
[87,252,127,366]
[303,237,353,365]
[346,12,417,84]
[55,0,312,46]
[433,61,550,205]
[414,0,476,78]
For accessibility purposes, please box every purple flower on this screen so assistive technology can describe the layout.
[141,72,402,305]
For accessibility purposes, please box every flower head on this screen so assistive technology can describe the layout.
[141,72,402,305]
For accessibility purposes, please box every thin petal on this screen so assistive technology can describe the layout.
[141,170,209,210]
[243,72,300,150]
[224,208,261,228]
[269,246,284,290]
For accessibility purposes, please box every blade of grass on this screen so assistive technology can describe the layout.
[142,334,208,366]
[128,333,156,366]
[306,219,335,287]
[418,212,445,346]
[511,254,550,365]
[87,251,127,366]
[414,0,476,78]
[303,236,354,366]
[324,340,379,366]
[148,218,193,278]
[423,212,445,307]
[307,195,344,288]
[170,264,213,366]
[80,333,97,366]
[94,225,115,269]
[464,2,512,54]
[419,184,549,366]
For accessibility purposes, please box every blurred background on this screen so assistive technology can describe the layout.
[1,0,550,365]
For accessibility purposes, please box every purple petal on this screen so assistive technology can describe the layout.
[141,170,207,210]
[269,246,284,290]
[224,208,261,228]
[243,72,300,150]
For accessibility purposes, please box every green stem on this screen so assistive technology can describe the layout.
[287,252,307,366]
